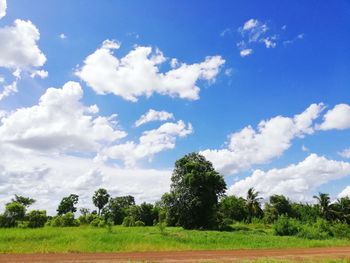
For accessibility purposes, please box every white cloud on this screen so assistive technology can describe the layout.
[59,33,66,39]
[0,19,46,72]
[98,120,193,166]
[0,81,126,153]
[0,0,6,19]
[240,49,253,57]
[75,40,225,102]
[229,154,350,201]
[0,151,171,214]
[135,109,174,127]
[317,104,350,130]
[30,69,48,79]
[243,19,259,31]
[338,186,350,198]
[339,148,350,159]
[201,103,324,175]
[0,80,17,101]
[302,145,309,152]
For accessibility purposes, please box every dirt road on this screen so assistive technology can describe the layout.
[1,247,350,262]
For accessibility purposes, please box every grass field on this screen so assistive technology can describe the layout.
[1,224,350,254]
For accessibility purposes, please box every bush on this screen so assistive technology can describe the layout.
[50,216,64,227]
[135,220,145,227]
[331,222,350,239]
[50,213,79,227]
[90,217,103,227]
[273,215,300,236]
[297,219,332,240]
[27,210,47,228]
[122,216,135,227]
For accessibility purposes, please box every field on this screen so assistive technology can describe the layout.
[1,224,350,254]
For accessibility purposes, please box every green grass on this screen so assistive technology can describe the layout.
[0,224,350,254]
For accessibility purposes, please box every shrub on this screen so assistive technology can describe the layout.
[90,217,103,227]
[297,219,332,240]
[135,220,145,227]
[50,216,64,227]
[331,222,350,239]
[50,213,79,227]
[27,210,47,228]
[273,215,300,236]
[122,216,135,227]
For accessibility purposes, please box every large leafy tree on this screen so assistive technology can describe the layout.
[333,197,350,223]
[245,188,263,222]
[107,195,135,224]
[92,188,110,215]
[219,195,248,222]
[57,194,79,215]
[167,152,226,229]
[264,194,293,222]
[11,195,36,208]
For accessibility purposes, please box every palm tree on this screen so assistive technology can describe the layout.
[333,197,350,223]
[313,192,334,220]
[245,188,263,223]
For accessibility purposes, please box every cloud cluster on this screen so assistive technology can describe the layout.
[135,109,174,127]
[237,19,277,57]
[317,104,350,130]
[201,103,324,175]
[98,120,193,166]
[229,154,350,201]
[76,40,225,101]
[0,81,126,153]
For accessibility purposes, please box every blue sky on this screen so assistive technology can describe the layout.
[0,0,350,213]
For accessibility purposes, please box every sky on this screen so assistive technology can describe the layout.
[0,0,350,214]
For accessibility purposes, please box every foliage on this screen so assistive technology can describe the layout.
[57,194,79,215]
[50,213,79,227]
[245,188,263,223]
[92,188,110,216]
[166,152,226,229]
[264,195,293,223]
[11,195,36,208]
[219,195,248,222]
[122,216,135,227]
[107,195,135,225]
[273,215,300,236]
[135,220,145,227]
[27,210,47,228]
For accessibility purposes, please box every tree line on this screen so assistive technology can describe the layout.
[1,153,350,239]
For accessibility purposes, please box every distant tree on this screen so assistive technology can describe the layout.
[0,202,26,227]
[139,202,156,226]
[79,208,90,217]
[291,203,320,223]
[92,188,110,215]
[313,192,334,220]
[12,195,36,208]
[332,197,350,223]
[27,210,47,228]
[167,153,226,229]
[264,195,293,223]
[57,194,79,215]
[245,188,263,223]
[107,196,135,225]
[219,195,248,222]
[160,192,179,226]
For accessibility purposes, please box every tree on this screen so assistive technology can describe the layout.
[313,192,334,220]
[219,195,247,222]
[245,188,263,223]
[167,153,226,229]
[333,197,350,224]
[27,210,47,228]
[0,202,26,227]
[107,195,135,224]
[11,195,35,208]
[264,195,293,223]
[139,202,157,226]
[57,194,79,215]
[92,188,110,215]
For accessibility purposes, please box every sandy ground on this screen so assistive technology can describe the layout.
[1,247,350,262]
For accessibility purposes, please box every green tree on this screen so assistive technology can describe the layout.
[264,194,293,223]
[333,197,350,223]
[313,192,334,220]
[219,195,248,222]
[245,188,263,223]
[0,202,26,227]
[12,195,36,208]
[92,188,110,216]
[57,194,79,215]
[167,152,226,229]
[107,195,135,224]
[27,210,47,228]
[139,202,156,226]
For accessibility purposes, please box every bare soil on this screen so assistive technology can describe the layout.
[1,247,350,262]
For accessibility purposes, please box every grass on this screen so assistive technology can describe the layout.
[0,224,350,254]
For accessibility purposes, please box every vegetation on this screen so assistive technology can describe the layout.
[1,152,350,253]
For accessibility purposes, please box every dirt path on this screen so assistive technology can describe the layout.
[1,247,350,262]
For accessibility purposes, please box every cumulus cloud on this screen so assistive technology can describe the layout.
[75,40,225,101]
[0,0,6,19]
[135,109,174,127]
[338,186,350,198]
[229,154,350,201]
[98,120,193,166]
[0,19,46,72]
[240,49,253,57]
[201,103,324,175]
[0,81,126,153]
[317,104,350,130]
[0,80,17,101]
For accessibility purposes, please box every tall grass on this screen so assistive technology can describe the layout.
[0,225,350,254]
